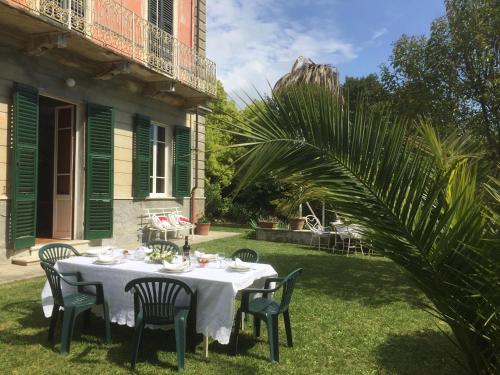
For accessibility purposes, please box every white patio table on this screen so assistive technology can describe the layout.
[41,255,277,356]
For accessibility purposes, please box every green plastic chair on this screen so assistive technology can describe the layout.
[39,243,81,265]
[146,240,180,254]
[124,277,197,372]
[232,268,303,362]
[231,248,259,263]
[40,262,111,354]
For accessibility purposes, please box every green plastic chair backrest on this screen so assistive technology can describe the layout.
[124,277,195,325]
[39,243,80,265]
[40,262,65,306]
[146,240,180,255]
[278,268,303,313]
[231,248,259,263]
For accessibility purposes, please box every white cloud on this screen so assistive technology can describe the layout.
[371,27,388,40]
[206,0,357,105]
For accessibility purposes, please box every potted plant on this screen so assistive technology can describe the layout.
[257,216,279,229]
[195,215,211,235]
[273,179,329,230]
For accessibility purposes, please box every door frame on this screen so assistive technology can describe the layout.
[52,105,75,239]
[38,93,80,240]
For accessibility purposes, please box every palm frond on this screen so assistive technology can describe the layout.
[223,84,499,374]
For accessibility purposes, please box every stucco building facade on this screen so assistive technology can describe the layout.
[0,0,214,260]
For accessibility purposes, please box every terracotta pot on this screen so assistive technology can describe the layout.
[258,221,278,229]
[195,223,211,235]
[289,217,305,230]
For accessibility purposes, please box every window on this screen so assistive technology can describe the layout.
[150,124,172,197]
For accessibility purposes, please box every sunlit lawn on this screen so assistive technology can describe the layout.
[0,228,464,374]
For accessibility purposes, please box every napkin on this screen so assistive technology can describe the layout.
[230,258,251,270]
[97,255,116,263]
[162,260,190,271]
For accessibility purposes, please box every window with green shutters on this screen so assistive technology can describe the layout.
[173,126,191,198]
[10,83,39,249]
[133,114,151,198]
[85,103,114,239]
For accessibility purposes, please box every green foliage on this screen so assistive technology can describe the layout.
[381,0,499,164]
[205,82,283,222]
[196,215,211,224]
[226,84,499,374]
[342,74,389,113]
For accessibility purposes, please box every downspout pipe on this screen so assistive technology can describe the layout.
[190,0,201,224]
[190,108,200,223]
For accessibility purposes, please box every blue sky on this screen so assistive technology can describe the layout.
[207,0,446,102]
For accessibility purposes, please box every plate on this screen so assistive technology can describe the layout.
[226,266,251,272]
[159,266,193,273]
[93,259,124,265]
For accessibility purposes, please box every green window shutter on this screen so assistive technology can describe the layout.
[133,114,151,198]
[85,103,114,239]
[173,126,191,198]
[10,83,39,249]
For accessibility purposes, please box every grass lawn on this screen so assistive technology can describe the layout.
[0,230,464,374]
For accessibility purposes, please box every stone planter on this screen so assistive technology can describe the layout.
[289,217,305,231]
[258,221,278,229]
[195,223,211,235]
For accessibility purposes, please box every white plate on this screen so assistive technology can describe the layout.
[226,266,251,272]
[159,266,193,273]
[93,259,124,265]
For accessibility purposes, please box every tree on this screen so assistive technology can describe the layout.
[274,56,340,95]
[381,0,499,164]
[205,81,241,219]
[227,84,499,374]
[342,74,389,113]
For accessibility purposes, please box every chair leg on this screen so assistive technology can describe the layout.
[266,315,279,362]
[232,309,242,355]
[48,305,59,341]
[253,316,261,338]
[83,309,91,331]
[283,310,293,347]
[131,320,144,369]
[60,307,76,354]
[102,302,111,344]
[174,315,187,372]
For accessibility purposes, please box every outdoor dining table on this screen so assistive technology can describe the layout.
[40,254,277,357]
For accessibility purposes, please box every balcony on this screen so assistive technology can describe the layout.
[0,0,216,107]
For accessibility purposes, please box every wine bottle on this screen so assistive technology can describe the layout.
[183,236,191,257]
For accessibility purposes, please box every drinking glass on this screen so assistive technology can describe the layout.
[218,254,225,269]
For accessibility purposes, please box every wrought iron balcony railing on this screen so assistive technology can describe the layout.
[3,0,217,96]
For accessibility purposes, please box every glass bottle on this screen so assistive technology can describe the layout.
[183,236,191,258]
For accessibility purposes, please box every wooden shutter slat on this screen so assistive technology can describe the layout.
[174,126,191,198]
[85,103,114,240]
[10,83,39,249]
[133,114,151,198]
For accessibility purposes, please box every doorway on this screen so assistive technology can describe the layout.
[37,96,75,240]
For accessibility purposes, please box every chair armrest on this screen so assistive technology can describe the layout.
[264,277,284,289]
[240,284,283,310]
[60,271,82,281]
[60,276,105,303]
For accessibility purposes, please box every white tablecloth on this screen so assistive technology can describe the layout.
[41,256,277,344]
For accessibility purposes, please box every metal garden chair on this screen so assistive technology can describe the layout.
[232,268,303,362]
[305,215,332,250]
[40,262,111,354]
[146,240,180,254]
[39,243,81,265]
[124,277,197,372]
[230,248,259,263]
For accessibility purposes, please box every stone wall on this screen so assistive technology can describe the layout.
[256,228,318,247]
